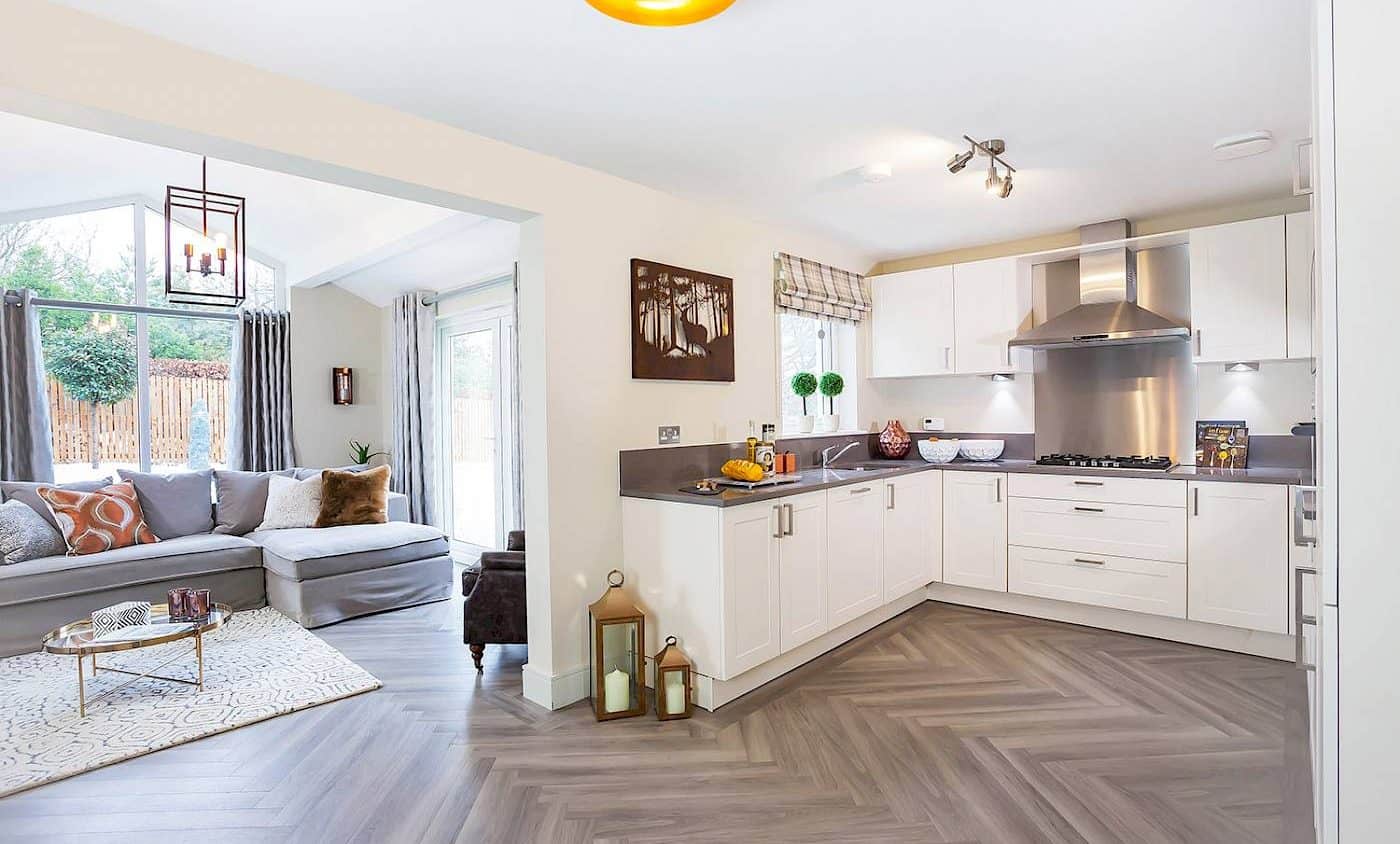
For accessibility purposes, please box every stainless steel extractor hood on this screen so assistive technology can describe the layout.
[1008,220,1192,350]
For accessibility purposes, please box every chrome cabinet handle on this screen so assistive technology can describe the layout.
[850,487,872,495]
[887,484,895,510]
[1073,557,1106,566]
[995,477,1002,503]
[1073,480,1104,487]
[1195,328,1203,356]
[783,503,794,536]
[1294,486,1318,547]
[1193,487,1200,516]
[772,505,781,539]
[1073,506,1104,513]
[944,346,952,370]
[1295,566,1318,670]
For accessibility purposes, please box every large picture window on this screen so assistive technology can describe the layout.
[1,199,283,481]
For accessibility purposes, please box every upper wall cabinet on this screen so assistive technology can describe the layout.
[869,265,955,377]
[1285,210,1315,361]
[1188,216,1289,362]
[952,257,1025,374]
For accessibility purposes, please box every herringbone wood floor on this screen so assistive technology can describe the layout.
[0,599,1312,843]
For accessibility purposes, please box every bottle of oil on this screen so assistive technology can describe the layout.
[745,421,758,464]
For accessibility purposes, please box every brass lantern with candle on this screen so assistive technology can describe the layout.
[654,635,694,720]
[588,570,646,721]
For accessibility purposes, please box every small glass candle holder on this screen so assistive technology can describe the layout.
[168,588,190,622]
[188,589,211,620]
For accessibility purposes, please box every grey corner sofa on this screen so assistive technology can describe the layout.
[0,469,452,657]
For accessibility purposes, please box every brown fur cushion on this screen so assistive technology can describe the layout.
[315,465,391,528]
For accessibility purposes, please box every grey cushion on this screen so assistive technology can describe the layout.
[213,469,295,535]
[0,533,262,607]
[293,465,369,481]
[118,469,215,539]
[0,478,111,530]
[0,500,65,565]
[246,523,448,581]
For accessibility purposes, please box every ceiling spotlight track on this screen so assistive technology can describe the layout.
[948,134,1017,198]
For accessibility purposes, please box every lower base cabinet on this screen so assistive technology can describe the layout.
[721,501,782,676]
[1186,481,1289,634]
[942,471,1009,591]
[777,491,829,652]
[883,471,940,601]
[1008,545,1186,618]
[826,483,886,628]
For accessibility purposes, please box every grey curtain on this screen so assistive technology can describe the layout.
[0,289,55,482]
[390,292,435,525]
[228,308,296,472]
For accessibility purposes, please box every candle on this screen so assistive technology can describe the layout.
[664,674,686,714]
[604,668,630,713]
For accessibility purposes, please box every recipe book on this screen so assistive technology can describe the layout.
[1195,420,1249,469]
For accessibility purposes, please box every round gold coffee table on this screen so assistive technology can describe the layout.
[42,603,234,717]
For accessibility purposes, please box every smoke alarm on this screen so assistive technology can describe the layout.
[1213,131,1274,161]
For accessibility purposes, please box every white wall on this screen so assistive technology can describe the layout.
[289,284,388,469]
[861,374,1035,433]
[0,1,875,708]
[1195,360,1313,435]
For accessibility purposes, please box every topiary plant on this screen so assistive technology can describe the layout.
[46,326,138,468]
[789,371,818,415]
[818,371,845,414]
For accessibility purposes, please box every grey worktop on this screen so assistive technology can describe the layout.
[620,458,1312,508]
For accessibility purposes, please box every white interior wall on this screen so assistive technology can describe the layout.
[0,1,876,708]
[289,284,388,469]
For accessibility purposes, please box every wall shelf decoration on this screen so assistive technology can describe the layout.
[631,259,734,382]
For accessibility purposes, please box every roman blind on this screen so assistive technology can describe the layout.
[774,252,871,323]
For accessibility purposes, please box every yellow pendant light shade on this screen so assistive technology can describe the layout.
[586,0,737,26]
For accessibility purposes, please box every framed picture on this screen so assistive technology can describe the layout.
[630,258,735,382]
[1195,420,1249,468]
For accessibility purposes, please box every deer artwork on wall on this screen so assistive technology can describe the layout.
[630,258,735,381]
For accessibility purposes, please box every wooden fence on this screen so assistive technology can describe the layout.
[450,396,494,462]
[48,374,229,466]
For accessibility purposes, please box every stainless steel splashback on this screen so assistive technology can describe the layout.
[1032,244,1196,461]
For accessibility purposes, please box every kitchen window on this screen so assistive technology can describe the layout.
[778,312,855,433]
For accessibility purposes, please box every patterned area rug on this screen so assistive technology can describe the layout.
[0,607,380,797]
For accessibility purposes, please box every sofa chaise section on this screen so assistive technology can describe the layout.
[0,533,265,657]
[248,522,451,628]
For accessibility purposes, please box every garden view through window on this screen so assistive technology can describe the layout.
[0,201,280,482]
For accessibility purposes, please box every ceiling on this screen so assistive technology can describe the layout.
[0,111,517,300]
[49,0,1311,259]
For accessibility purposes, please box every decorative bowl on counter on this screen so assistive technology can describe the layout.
[917,439,960,464]
[958,439,1005,461]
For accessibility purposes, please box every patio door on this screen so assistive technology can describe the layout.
[438,308,516,556]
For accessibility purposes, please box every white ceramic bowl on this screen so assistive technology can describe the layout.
[917,439,960,464]
[958,439,1005,461]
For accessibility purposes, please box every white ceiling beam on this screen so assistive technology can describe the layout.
[292,213,488,288]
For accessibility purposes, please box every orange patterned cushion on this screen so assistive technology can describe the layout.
[36,481,160,556]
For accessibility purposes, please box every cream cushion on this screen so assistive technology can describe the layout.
[255,474,323,531]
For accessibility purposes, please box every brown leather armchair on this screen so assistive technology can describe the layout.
[461,530,527,671]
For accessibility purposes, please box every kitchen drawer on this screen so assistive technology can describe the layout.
[1009,496,1187,562]
[1009,545,1186,619]
[1009,473,1186,508]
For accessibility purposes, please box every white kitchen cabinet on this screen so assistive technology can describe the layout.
[776,490,829,653]
[1008,545,1186,619]
[869,266,956,377]
[883,471,939,602]
[952,257,1024,374]
[721,500,783,676]
[1186,481,1289,633]
[826,482,885,628]
[1009,496,1187,563]
[1188,216,1288,363]
[1285,210,1315,360]
[942,470,1008,591]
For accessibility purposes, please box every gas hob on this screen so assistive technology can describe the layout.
[1035,454,1176,471]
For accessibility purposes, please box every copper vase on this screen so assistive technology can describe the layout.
[877,419,912,459]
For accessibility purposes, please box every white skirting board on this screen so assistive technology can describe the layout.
[522,662,592,711]
[925,583,1294,661]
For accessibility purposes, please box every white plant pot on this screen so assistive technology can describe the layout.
[799,415,815,434]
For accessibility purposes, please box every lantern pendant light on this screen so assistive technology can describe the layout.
[586,0,737,27]
[654,635,694,720]
[165,156,247,308]
[588,569,647,721]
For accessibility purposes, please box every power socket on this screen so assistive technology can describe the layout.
[922,417,945,432]
[658,425,681,445]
